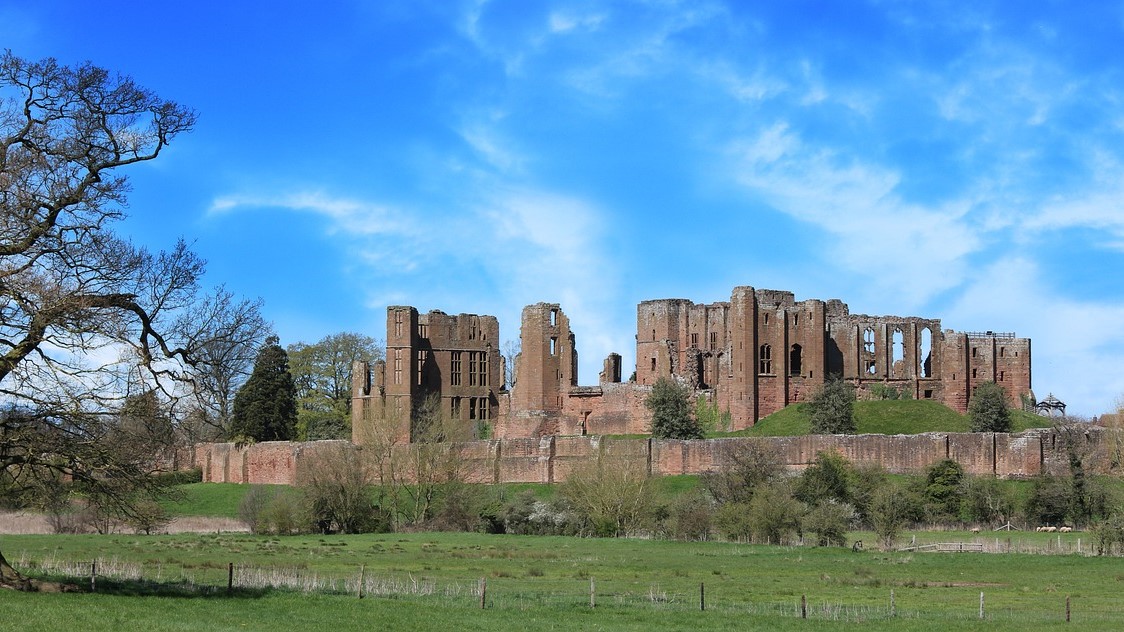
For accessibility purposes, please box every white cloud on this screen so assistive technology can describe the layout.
[945,257,1124,416]
[728,123,980,307]
[207,192,419,237]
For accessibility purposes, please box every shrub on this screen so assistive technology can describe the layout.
[807,378,856,434]
[795,451,852,505]
[869,484,919,549]
[922,459,965,521]
[646,377,702,439]
[713,502,753,541]
[701,439,783,505]
[747,482,802,545]
[663,490,713,541]
[968,381,1011,433]
[802,501,855,547]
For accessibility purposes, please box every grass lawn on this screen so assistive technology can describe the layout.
[730,400,1055,437]
[2,531,1121,631]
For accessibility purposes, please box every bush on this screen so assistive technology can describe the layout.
[968,381,1011,433]
[795,451,852,505]
[646,377,702,439]
[152,468,203,486]
[663,490,713,541]
[560,455,656,536]
[125,499,172,535]
[713,502,753,541]
[869,484,919,549]
[701,439,783,505]
[958,475,1014,525]
[807,378,856,434]
[922,459,964,522]
[747,482,802,545]
[801,501,854,547]
[1092,514,1124,555]
[1024,475,1071,527]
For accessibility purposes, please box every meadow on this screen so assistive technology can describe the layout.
[2,529,1121,631]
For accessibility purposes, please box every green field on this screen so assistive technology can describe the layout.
[1,530,1119,631]
[731,400,1054,437]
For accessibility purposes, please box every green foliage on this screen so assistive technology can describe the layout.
[795,451,852,505]
[230,336,298,442]
[922,459,965,521]
[969,381,1012,432]
[695,396,730,434]
[298,444,389,534]
[1024,475,1071,526]
[700,439,783,505]
[958,475,1015,525]
[560,456,656,536]
[288,332,382,441]
[869,484,920,548]
[645,377,701,439]
[801,500,854,547]
[661,489,713,541]
[1092,513,1124,555]
[869,383,912,400]
[747,482,802,545]
[807,378,856,434]
[712,501,753,541]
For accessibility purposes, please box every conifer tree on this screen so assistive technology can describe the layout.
[230,336,298,442]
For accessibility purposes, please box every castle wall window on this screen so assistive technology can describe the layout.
[418,324,428,339]
[758,344,772,375]
[863,327,875,356]
[468,352,477,386]
[394,311,403,337]
[690,333,698,347]
[709,331,718,351]
[479,352,488,387]
[789,344,802,376]
[451,397,461,419]
[550,337,557,356]
[393,349,402,385]
[416,350,426,386]
[651,357,657,372]
[451,351,462,386]
[550,309,558,327]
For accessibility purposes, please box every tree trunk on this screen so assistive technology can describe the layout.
[0,548,34,591]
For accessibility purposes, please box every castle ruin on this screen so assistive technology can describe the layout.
[352,285,1032,442]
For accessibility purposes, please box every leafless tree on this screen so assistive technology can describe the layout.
[0,51,261,589]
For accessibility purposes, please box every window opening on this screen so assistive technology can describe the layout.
[468,352,477,386]
[758,344,772,375]
[394,311,403,337]
[892,328,904,377]
[709,331,718,351]
[393,349,402,385]
[451,352,462,386]
[417,324,428,339]
[863,327,875,356]
[550,337,557,356]
[479,352,488,386]
[691,333,698,347]
[550,309,558,327]
[416,350,426,386]
[919,327,933,378]
[789,343,802,376]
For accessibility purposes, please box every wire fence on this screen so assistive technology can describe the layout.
[13,551,1124,626]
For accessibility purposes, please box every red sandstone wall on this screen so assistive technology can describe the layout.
[193,429,1103,487]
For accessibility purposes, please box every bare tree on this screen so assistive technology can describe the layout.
[0,52,260,589]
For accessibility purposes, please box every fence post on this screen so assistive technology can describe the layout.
[227,562,234,594]
[479,577,487,609]
[801,594,807,619]
[590,577,595,609]
[700,582,705,611]
[1066,595,1071,623]
[890,589,896,617]
[979,592,985,619]
[90,561,96,593]
[357,565,364,599]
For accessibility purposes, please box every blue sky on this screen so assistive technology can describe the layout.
[5,1,1124,416]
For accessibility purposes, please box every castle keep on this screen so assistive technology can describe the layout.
[352,286,1032,442]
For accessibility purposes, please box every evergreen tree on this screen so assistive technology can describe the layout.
[807,378,856,434]
[645,377,702,439]
[968,381,1011,432]
[230,336,298,442]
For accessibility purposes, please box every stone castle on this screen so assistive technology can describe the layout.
[351,285,1032,443]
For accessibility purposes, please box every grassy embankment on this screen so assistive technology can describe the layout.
[1,530,1120,631]
[727,399,1053,437]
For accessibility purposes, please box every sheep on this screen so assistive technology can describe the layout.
[1059,526,1073,533]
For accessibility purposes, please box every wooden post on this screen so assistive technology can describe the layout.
[479,577,487,609]
[357,565,364,599]
[801,594,807,619]
[227,562,234,594]
[590,577,595,608]
[90,561,96,593]
[979,592,985,619]
[1066,595,1071,623]
[890,589,896,617]
[700,582,705,611]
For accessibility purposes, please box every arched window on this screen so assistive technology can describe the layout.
[758,344,772,375]
[789,344,802,376]
[919,327,933,378]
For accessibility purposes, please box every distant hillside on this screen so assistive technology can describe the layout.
[725,399,1055,437]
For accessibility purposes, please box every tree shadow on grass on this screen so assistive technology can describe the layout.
[32,575,276,599]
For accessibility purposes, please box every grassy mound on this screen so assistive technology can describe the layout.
[729,399,1054,437]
